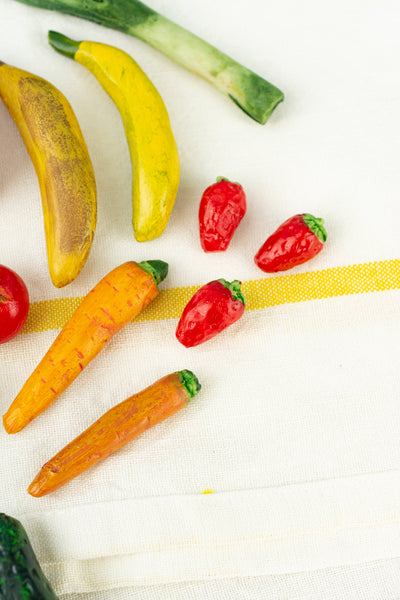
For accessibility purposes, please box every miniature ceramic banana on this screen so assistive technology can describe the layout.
[0,61,97,287]
[48,31,180,242]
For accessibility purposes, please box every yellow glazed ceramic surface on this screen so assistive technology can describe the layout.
[0,63,97,288]
[74,40,180,242]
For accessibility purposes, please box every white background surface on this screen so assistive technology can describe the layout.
[1,0,400,598]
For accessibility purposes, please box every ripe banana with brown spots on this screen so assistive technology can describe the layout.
[0,62,97,288]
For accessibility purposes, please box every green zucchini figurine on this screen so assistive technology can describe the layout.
[0,513,58,599]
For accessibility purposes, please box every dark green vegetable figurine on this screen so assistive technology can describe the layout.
[0,513,58,599]
[12,0,284,124]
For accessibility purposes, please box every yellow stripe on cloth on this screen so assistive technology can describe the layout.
[22,259,400,334]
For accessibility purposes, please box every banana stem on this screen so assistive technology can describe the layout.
[16,0,284,124]
[48,30,80,58]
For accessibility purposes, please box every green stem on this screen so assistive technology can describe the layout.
[16,0,283,124]
[302,214,327,243]
[217,279,245,304]
[216,176,242,186]
[48,30,80,58]
[177,369,201,399]
[138,260,168,285]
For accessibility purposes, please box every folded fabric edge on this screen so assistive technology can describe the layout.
[16,470,400,595]
[44,544,400,596]
[58,557,400,600]
[21,257,400,334]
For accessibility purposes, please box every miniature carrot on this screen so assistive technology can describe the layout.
[28,370,201,497]
[3,260,168,434]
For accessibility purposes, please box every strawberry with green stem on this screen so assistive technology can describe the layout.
[176,279,245,347]
[199,177,247,252]
[254,213,327,273]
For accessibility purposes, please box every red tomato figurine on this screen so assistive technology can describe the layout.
[176,279,245,347]
[199,177,246,251]
[0,265,30,343]
[254,213,327,273]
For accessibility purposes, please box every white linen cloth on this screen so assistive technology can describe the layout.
[1,0,400,597]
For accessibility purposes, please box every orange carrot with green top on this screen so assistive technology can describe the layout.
[28,370,200,497]
[3,260,168,434]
